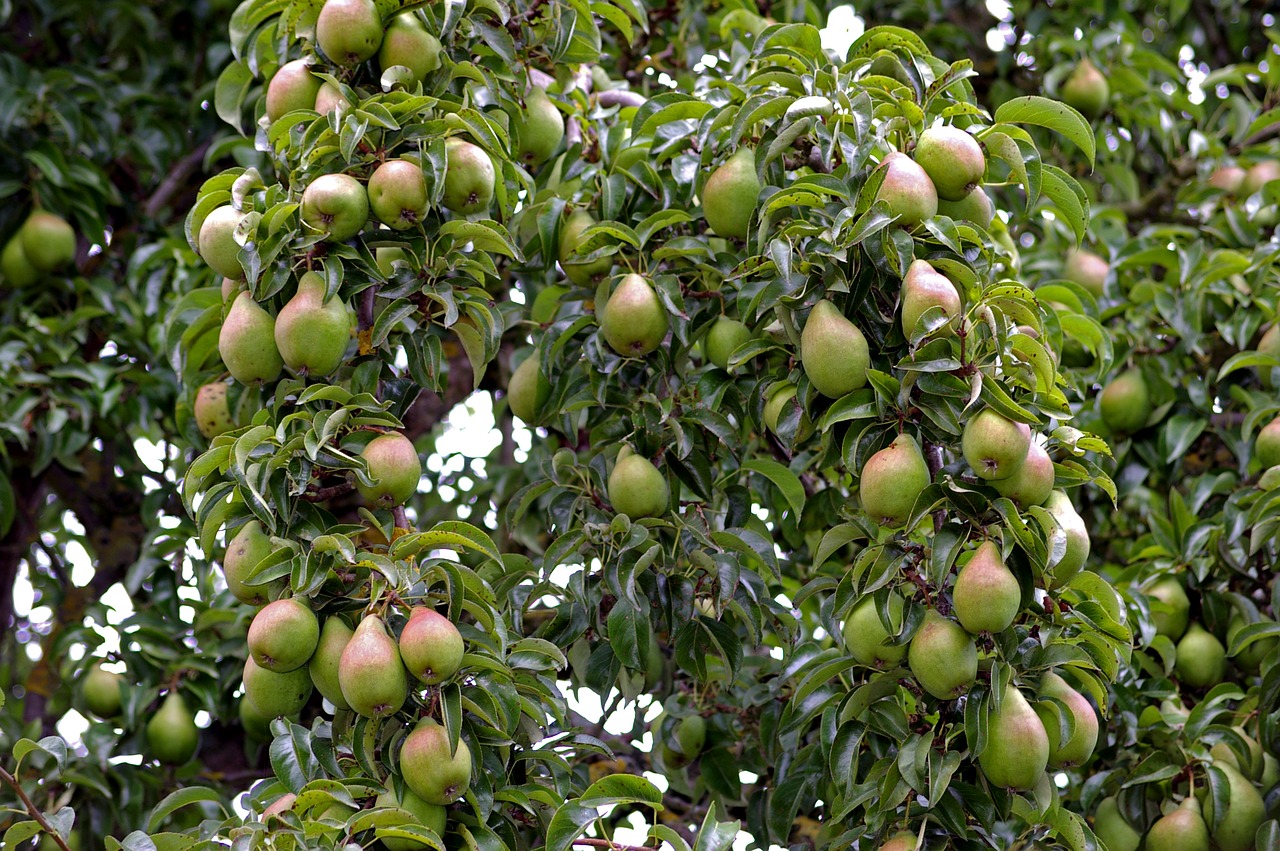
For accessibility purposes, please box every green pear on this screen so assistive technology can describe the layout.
[1100,368,1150,434]
[1208,165,1246,194]
[900,259,961,337]
[400,718,472,805]
[1262,753,1280,787]
[608,453,669,519]
[937,186,994,228]
[530,284,566,324]
[978,683,1049,791]
[221,276,242,302]
[600,274,668,357]
[1255,416,1280,467]
[762,382,813,441]
[248,598,320,673]
[801,299,870,398]
[705,317,752,370]
[81,662,124,718]
[19,211,76,272]
[243,655,314,717]
[1226,614,1277,672]
[356,432,421,507]
[1146,577,1191,640]
[1061,59,1109,120]
[339,614,408,718]
[953,541,1020,633]
[375,781,448,850]
[513,87,565,166]
[316,0,383,65]
[1043,490,1090,586]
[442,138,495,215]
[913,125,985,201]
[1175,622,1226,687]
[1259,464,1280,490]
[859,433,930,528]
[1242,160,1280,195]
[907,610,977,699]
[0,236,38,286]
[1210,726,1265,780]
[877,832,917,851]
[644,631,664,690]
[991,441,1054,507]
[301,173,369,242]
[1036,671,1098,768]
[376,246,410,277]
[198,205,246,280]
[702,147,761,239]
[239,693,275,739]
[219,292,284,385]
[315,82,350,115]
[675,714,706,758]
[508,352,550,422]
[309,616,353,711]
[399,607,465,685]
[1146,797,1210,851]
[558,210,613,286]
[368,159,428,230]
[842,592,907,667]
[962,409,1031,480]
[146,691,199,765]
[1257,323,1280,387]
[1063,249,1108,297]
[275,271,352,376]
[223,519,282,606]
[265,59,321,122]
[1203,761,1265,851]
[874,151,938,226]
[378,13,441,84]
[194,382,235,439]
[1093,795,1141,851]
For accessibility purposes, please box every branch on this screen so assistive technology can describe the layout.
[143,139,214,221]
[0,763,73,851]
[574,840,657,851]
[299,481,356,503]
[597,90,647,109]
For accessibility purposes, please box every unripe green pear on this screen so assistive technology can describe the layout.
[400,718,472,805]
[908,610,977,699]
[1100,368,1150,434]
[1063,249,1108,297]
[309,616,353,711]
[1209,726,1265,780]
[223,519,283,605]
[953,541,1020,633]
[378,13,441,84]
[1242,159,1280,196]
[762,382,814,441]
[705,317,752,370]
[275,272,352,376]
[194,382,235,439]
[19,211,76,272]
[1146,577,1190,640]
[978,683,1049,791]
[558,210,613,286]
[399,607,465,685]
[962,409,1031,480]
[1227,614,1277,673]
[859,433,930,528]
[368,159,429,230]
[442,138,495,215]
[842,592,906,667]
[513,87,565,166]
[675,714,706,758]
[702,147,761,239]
[1208,165,1247,193]
[315,82,350,115]
[356,432,421,507]
[375,782,448,850]
[265,59,321,123]
[913,125,985,201]
[1175,622,1226,687]
[81,662,124,718]
[877,832,918,851]
[1262,752,1280,787]
[238,693,274,739]
[938,187,994,228]
[248,598,320,673]
[508,352,550,422]
[1035,671,1098,768]
[243,655,314,718]
[198,205,246,280]
[1,236,38,286]
[900,259,961,337]
[146,691,199,765]
[600,274,668,356]
[1256,417,1280,468]
[317,0,383,65]
[1093,796,1141,851]
[1257,323,1280,388]
[874,151,938,226]
[301,173,369,242]
[339,614,408,718]
[991,441,1054,507]
[608,453,669,519]
[220,292,284,385]
[800,299,870,397]
[376,246,410,277]
[1043,490,1090,586]
[1146,796,1209,851]
[1061,59,1109,120]
[1203,761,1265,851]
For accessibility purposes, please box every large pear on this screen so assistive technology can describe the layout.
[859,433,930,528]
[146,691,200,765]
[220,292,284,385]
[243,655,313,718]
[1203,761,1266,851]
[317,0,382,65]
[991,441,1054,507]
[842,592,906,667]
[874,151,938,226]
[608,452,669,519]
[1093,796,1141,851]
[952,541,1020,633]
[356,432,421,507]
[907,610,977,699]
[800,299,870,398]
[702,147,761,239]
[400,718,472,805]
[1145,796,1209,851]
[198,205,246,280]
[978,683,1049,791]
[247,598,320,673]
[900,259,961,337]
[399,607,465,685]
[913,126,985,201]
[1099,368,1150,434]
[1043,490,1090,586]
[558,210,612,286]
[301,173,368,242]
[1175,622,1226,688]
[19,211,77,272]
[0,236,38,286]
[368,159,429,230]
[442,138,495,215]
[1061,58,1109,120]
[339,614,408,718]
[194,382,236,439]
[513,87,565,167]
[1146,576,1190,640]
[223,520,283,605]
[508,352,550,422]
[378,13,441,84]
[265,59,321,123]
[275,272,352,376]
[1035,671,1098,768]
[961,409,1031,480]
[600,274,668,357]
[309,616,353,711]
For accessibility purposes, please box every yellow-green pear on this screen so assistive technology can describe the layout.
[198,205,246,280]
[762,382,813,441]
[1146,576,1191,640]
[913,125,985,201]
[378,13,441,84]
[1242,160,1280,196]
[265,59,321,123]
[146,691,199,765]
[513,87,565,167]
[1208,165,1247,193]
[991,441,1054,507]
[1093,795,1141,851]
[219,292,284,385]
[317,0,383,65]
[978,683,1049,791]
[900,259,961,336]
[705,317,752,370]
[508,352,550,422]
[600,274,668,357]
[1061,59,1109,120]
[962,409,1031,480]
[874,151,938,226]
[877,832,918,851]
[368,159,429,230]
[194,381,235,439]
[442,138,495,215]
[1035,671,1098,768]
[1,236,38,286]
[1043,490,1090,586]
[800,299,870,398]
[248,598,320,673]
[375,781,448,850]
[938,187,994,228]
[859,433,930,528]
[274,272,352,376]
[315,82,350,115]
[608,453,669,519]
[1255,416,1280,467]
[702,147,760,239]
[1146,796,1209,851]
[1063,249,1108,297]
[908,610,977,699]
[223,519,283,605]
[558,210,613,286]
[399,607,465,685]
[1099,368,1151,434]
[842,593,906,667]
[356,432,421,507]
[400,718,472,805]
[339,614,408,718]
[1203,761,1265,851]
[309,616,353,711]
[1175,622,1226,687]
[243,655,313,718]
[953,541,1020,633]
[19,211,76,273]
[301,173,369,242]
[81,662,124,718]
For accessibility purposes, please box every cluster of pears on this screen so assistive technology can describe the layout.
[79,660,202,767]
[1206,159,1280,198]
[0,209,77,286]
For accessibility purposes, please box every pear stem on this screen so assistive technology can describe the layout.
[0,763,74,851]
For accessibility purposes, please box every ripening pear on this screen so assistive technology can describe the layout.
[1255,416,1280,468]
[219,292,284,385]
[702,147,761,239]
[1242,159,1280,196]
[275,272,352,376]
[223,520,283,605]
[558,210,612,285]
[315,82,350,115]
[800,300,870,398]
[400,607,465,685]
[1226,614,1277,672]
[443,138,495,215]
[194,382,235,439]
[316,0,383,65]
[198,205,246,280]
[1063,249,1108,297]
[1175,622,1226,688]
[962,409,1031,480]
[877,833,917,851]
[1093,796,1141,851]
[938,187,994,228]
[608,452,669,519]
[900,259,961,337]
[859,433,930,528]
[1147,577,1191,640]
[913,125,985,201]
[992,441,1054,507]
[842,592,907,667]
[1036,671,1098,768]
[1208,165,1247,193]
[1043,490,1090,586]
[339,614,408,718]
[513,87,565,167]
[401,718,472,805]
[1061,59,1109,120]
[375,782,448,851]
[600,274,668,357]
[265,59,321,123]
[356,432,421,507]
[20,211,76,272]
[301,173,368,242]
[81,662,124,718]
[1202,761,1265,851]
[978,683,1050,791]
[1145,796,1210,851]
[243,655,313,717]
[248,598,320,673]
[953,541,1020,633]
[378,13,441,84]
[1,236,37,286]
[705,317,752,370]
[908,610,977,699]
[508,352,550,422]
[146,691,200,765]
[308,616,353,711]
[368,159,429,230]
[874,151,938,226]
[1099,369,1151,434]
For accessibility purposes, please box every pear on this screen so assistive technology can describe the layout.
[874,151,938,226]
[1175,622,1226,687]
[301,173,369,242]
[1043,490,1090,586]
[938,187,994,228]
[1210,726,1265,780]
[243,656,313,717]
[197,205,246,280]
[1207,166,1246,194]
[1093,796,1141,851]
[558,210,613,286]
[275,271,352,376]
[221,276,242,302]
[800,299,870,398]
[907,610,977,699]
[316,0,383,65]
[223,519,282,605]
[991,441,1054,507]
[1141,578,1191,642]
[842,592,907,667]
[377,246,410,277]
[1259,465,1280,490]
[309,616,353,711]
[762,382,813,441]
[513,87,565,166]
[248,598,320,673]
[962,409,1031,480]
[194,382,235,439]
[146,691,200,765]
[859,433,930,528]
[1255,416,1280,467]
[265,59,321,123]
[1242,159,1280,195]
[607,452,669,519]
[1099,369,1150,434]
[900,259,961,337]
[1202,761,1265,851]
[356,432,421,507]
[239,693,274,739]
[1226,614,1277,672]
[913,125,985,201]
[599,274,668,357]
[705,317,752,370]
[378,13,441,84]
[1063,248,1108,297]
[953,541,1020,633]
[375,781,448,850]
[399,607,465,685]
[400,718,472,805]
[81,662,124,718]
[1145,796,1209,851]
[530,284,567,324]
[675,714,706,758]
[339,614,408,718]
[1061,59,1109,120]
[1,236,38,286]
[219,292,284,384]
[508,352,550,422]
[702,147,761,239]
[1035,671,1098,768]
[1257,323,1280,387]
[978,683,1050,791]
[19,211,76,272]
[443,138,495,215]
[368,159,429,230]
[877,833,918,851]
[315,82,350,115]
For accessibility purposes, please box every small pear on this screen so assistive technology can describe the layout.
[146,691,200,765]
[600,274,668,357]
[513,87,565,166]
[1035,671,1098,768]
[1043,490,1090,586]
[301,173,369,242]
[375,782,448,850]
[1257,323,1280,388]
[978,683,1050,791]
[508,352,551,422]
[19,211,77,272]
[877,833,918,851]
[1063,249,1109,297]
[962,409,1031,480]
[1242,159,1280,195]
[223,520,283,605]
[938,187,994,227]
[1175,622,1226,688]
[558,210,613,286]
[1099,369,1151,434]
[198,205,246,280]
[1,236,38,286]
[800,299,870,398]
[339,614,408,718]
[1202,761,1265,851]
[368,159,429,230]
[1207,165,1247,194]
[952,541,1020,633]
[913,125,985,201]
[309,616,354,711]
[842,592,907,667]
[81,662,124,718]
[607,453,669,519]
[399,607,465,685]
[442,138,495,215]
[1146,577,1191,640]
[762,382,813,441]
[378,13,441,84]
[315,82,350,115]
[1093,796,1141,851]
[219,292,284,385]
[356,432,421,507]
[1255,416,1280,467]
[1061,59,1109,120]
[859,433,930,528]
[265,59,321,123]
[702,147,761,239]
[316,0,383,65]
[874,151,938,226]
[1145,796,1209,851]
[991,441,1054,507]
[243,655,313,718]
[675,714,706,758]
[907,610,977,699]
[900,259,961,337]
[274,272,352,376]
[705,317,752,370]
[400,718,472,805]
[194,382,235,439]
[248,598,320,673]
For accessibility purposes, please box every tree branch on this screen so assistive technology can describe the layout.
[0,763,73,851]
[143,139,214,221]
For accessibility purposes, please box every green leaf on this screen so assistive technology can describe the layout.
[146,787,227,833]
[740,458,806,520]
[578,774,664,808]
[994,95,1096,168]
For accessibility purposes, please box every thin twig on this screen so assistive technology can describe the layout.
[299,482,356,503]
[0,764,73,851]
[573,838,657,851]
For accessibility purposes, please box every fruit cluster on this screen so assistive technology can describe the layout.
[0,210,76,287]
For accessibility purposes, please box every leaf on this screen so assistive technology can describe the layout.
[740,458,806,520]
[578,774,664,808]
[213,60,253,134]
[146,787,227,833]
[544,802,597,851]
[994,95,1096,168]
